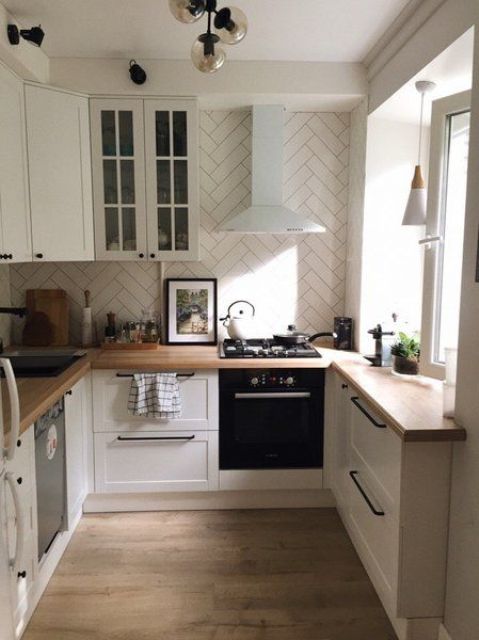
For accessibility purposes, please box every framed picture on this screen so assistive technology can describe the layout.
[166,278,218,345]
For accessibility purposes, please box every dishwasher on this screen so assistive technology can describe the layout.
[35,398,66,561]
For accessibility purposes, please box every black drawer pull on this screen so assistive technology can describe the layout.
[116,435,195,442]
[350,396,386,428]
[116,372,195,379]
[17,570,27,579]
[349,471,385,516]
[341,383,348,389]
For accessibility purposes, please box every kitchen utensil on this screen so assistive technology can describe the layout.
[22,311,54,347]
[334,317,353,350]
[220,300,256,340]
[273,325,337,346]
[24,289,69,346]
[81,290,93,348]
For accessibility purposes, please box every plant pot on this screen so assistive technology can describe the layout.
[392,355,419,375]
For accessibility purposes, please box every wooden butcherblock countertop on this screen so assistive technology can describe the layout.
[2,346,466,443]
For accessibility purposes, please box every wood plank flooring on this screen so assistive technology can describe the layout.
[24,509,397,640]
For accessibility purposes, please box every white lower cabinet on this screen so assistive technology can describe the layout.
[92,370,219,495]
[329,370,452,640]
[65,376,90,526]
[94,430,218,493]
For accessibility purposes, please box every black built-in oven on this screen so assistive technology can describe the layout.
[219,368,324,470]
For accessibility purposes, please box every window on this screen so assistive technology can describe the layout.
[421,91,471,378]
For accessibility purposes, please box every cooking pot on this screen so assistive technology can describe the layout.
[273,324,337,346]
[220,300,256,341]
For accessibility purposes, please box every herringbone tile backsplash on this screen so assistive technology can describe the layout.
[11,110,350,345]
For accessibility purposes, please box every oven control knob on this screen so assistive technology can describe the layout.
[250,377,259,386]
[285,376,294,386]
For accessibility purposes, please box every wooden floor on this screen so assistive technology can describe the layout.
[24,509,397,640]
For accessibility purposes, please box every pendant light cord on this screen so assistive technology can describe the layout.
[417,91,425,165]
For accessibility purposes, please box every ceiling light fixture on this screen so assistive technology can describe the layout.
[7,24,45,47]
[129,60,147,85]
[402,80,436,226]
[169,0,247,73]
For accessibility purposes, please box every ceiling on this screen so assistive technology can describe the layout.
[3,0,412,62]
[374,28,474,124]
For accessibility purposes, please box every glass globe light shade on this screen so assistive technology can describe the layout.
[169,0,205,23]
[191,34,226,73]
[214,6,248,44]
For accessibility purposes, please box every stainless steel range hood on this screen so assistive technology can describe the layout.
[218,105,326,234]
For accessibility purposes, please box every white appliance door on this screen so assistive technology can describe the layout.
[0,358,20,463]
[0,471,15,640]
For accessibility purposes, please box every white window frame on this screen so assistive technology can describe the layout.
[420,90,471,379]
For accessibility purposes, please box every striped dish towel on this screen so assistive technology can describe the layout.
[127,373,181,418]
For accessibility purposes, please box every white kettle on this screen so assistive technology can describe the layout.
[220,300,256,340]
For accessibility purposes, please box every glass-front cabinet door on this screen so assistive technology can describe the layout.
[144,100,199,261]
[90,99,147,260]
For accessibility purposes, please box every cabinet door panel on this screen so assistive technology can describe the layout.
[144,99,199,261]
[0,66,32,262]
[65,378,87,525]
[91,99,147,261]
[25,85,94,261]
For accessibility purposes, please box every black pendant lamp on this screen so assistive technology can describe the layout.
[169,0,247,73]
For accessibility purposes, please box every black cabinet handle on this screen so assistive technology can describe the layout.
[350,396,386,428]
[0,254,13,260]
[349,471,385,516]
[17,439,22,448]
[150,253,156,259]
[35,253,44,259]
[117,435,195,442]
[17,570,27,579]
[65,390,73,395]
[341,383,348,389]
[116,372,195,379]
[16,477,22,485]
[138,252,145,259]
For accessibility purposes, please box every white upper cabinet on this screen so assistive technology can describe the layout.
[144,100,199,261]
[0,64,32,263]
[90,98,199,262]
[90,99,147,261]
[25,84,94,262]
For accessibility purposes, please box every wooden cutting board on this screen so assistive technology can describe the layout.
[24,289,69,346]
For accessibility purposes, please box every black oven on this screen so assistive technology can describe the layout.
[219,368,324,470]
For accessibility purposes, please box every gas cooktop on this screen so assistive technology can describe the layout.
[220,338,322,359]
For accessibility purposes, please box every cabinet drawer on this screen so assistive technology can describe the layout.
[94,430,217,493]
[93,370,218,432]
[349,392,401,513]
[347,450,399,615]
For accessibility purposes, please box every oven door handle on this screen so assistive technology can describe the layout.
[234,392,311,399]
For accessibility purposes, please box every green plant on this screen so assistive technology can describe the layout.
[390,332,420,360]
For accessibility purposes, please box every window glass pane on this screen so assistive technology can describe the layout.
[173,112,187,156]
[174,160,188,204]
[119,111,134,156]
[158,208,172,250]
[120,160,135,204]
[105,208,119,251]
[156,112,170,156]
[157,160,171,204]
[101,111,116,156]
[103,160,118,204]
[122,207,137,251]
[435,110,470,363]
[175,207,189,251]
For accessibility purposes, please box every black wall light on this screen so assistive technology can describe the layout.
[7,24,45,47]
[129,60,147,85]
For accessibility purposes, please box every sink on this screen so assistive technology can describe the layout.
[1,350,87,378]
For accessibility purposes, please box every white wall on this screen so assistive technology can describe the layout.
[365,2,479,639]
[49,58,366,111]
[359,116,425,353]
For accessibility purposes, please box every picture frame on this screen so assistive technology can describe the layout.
[165,278,218,345]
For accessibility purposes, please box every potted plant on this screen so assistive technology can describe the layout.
[390,332,420,375]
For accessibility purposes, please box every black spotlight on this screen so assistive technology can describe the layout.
[7,24,45,47]
[129,60,147,85]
